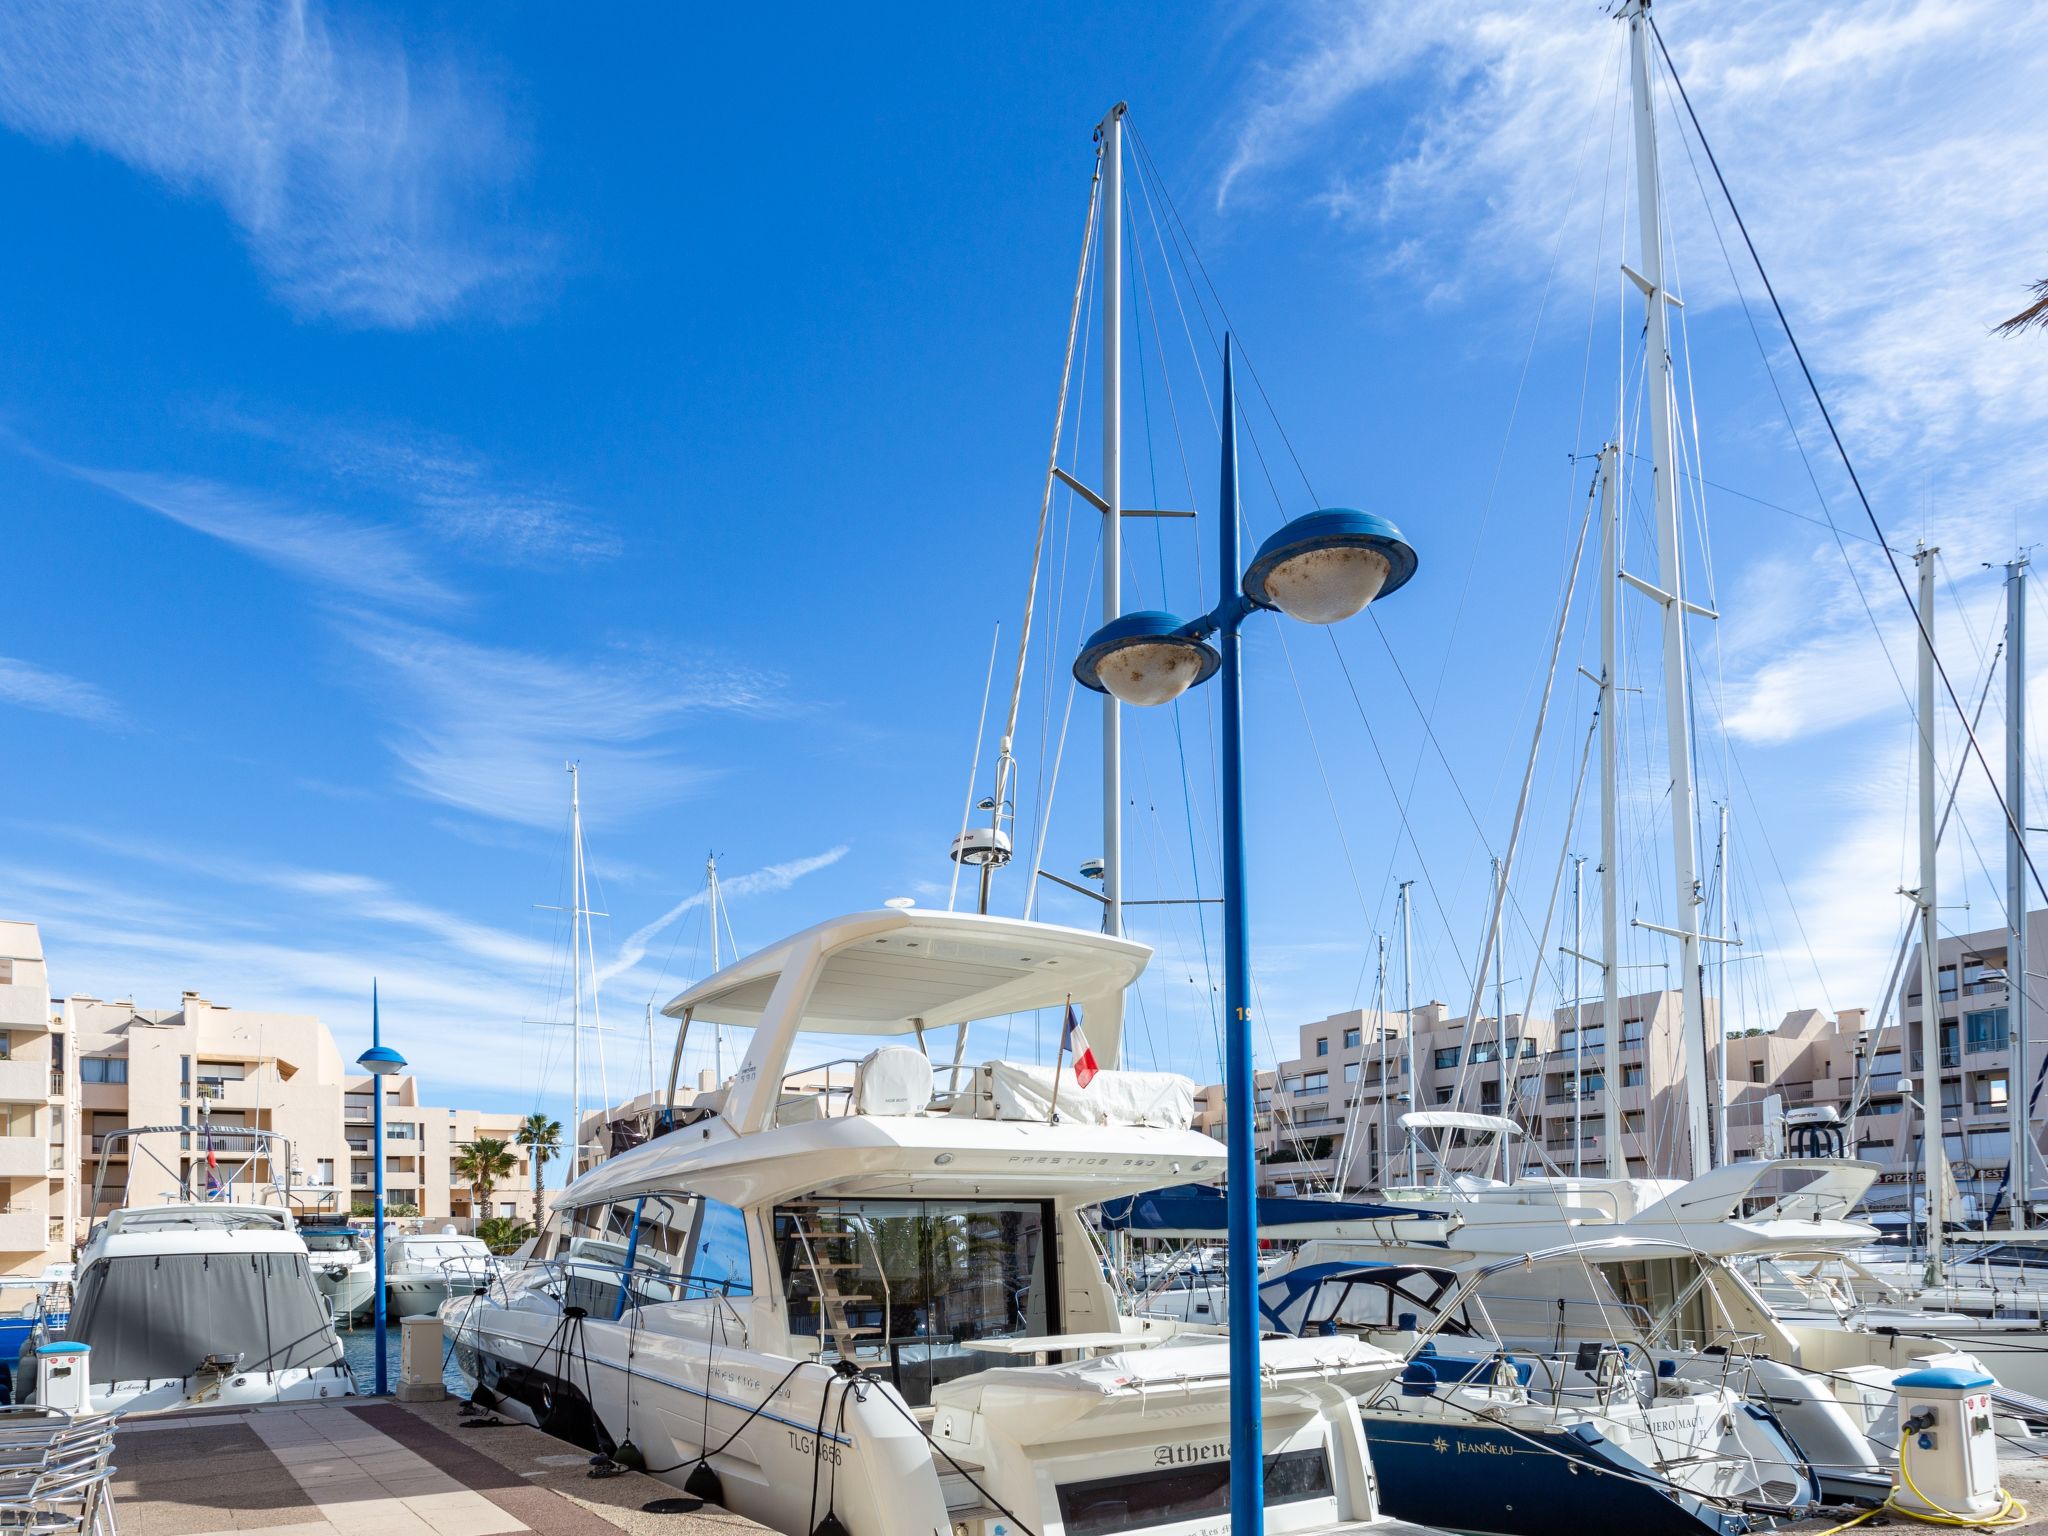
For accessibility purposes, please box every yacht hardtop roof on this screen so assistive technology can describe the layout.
[661,907,1150,1035]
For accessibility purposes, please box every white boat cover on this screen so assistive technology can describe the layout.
[953,1060,1194,1129]
[851,1046,933,1116]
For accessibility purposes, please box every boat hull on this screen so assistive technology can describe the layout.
[1362,1417,1746,1536]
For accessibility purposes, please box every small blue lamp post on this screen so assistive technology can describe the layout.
[1074,336,1416,1530]
[357,981,407,1396]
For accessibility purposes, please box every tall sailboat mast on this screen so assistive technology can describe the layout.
[1597,444,1625,1177]
[568,763,586,1174]
[1400,879,1418,1182]
[708,853,724,1086]
[1627,1,1713,1176]
[563,763,610,1175]
[1916,546,1948,1285]
[2010,555,2031,1231]
[1098,102,1125,939]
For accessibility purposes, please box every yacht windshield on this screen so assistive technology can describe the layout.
[774,1197,1049,1407]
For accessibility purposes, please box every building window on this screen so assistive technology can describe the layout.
[1622,1019,1646,1048]
[315,1158,334,1186]
[1750,1062,1765,1083]
[1621,1063,1645,1087]
[1965,1009,2010,1055]
[1471,1041,1499,1064]
[180,1056,191,1093]
[1986,1076,2011,1110]
[1343,1028,1361,1049]
[0,1032,10,1060]
[1315,1038,1328,1057]
[1434,1047,1460,1070]
[80,1056,128,1085]
[1344,1061,1361,1084]
[1298,1071,1328,1095]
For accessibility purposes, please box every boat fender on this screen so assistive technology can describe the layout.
[607,1441,647,1473]
[683,1459,725,1506]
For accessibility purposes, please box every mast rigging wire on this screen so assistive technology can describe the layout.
[1647,12,2048,914]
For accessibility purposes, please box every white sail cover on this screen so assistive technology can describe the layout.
[953,1060,1194,1129]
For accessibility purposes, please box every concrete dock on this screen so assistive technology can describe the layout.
[109,1398,766,1536]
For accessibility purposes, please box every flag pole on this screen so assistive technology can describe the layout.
[1049,995,1072,1124]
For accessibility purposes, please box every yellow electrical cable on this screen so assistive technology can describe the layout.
[1814,1431,2030,1534]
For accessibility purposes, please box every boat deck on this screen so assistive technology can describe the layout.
[109,1397,766,1536]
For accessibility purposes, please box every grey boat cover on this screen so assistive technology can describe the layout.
[66,1251,337,1385]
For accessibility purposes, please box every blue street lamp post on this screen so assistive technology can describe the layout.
[1074,337,1416,1531]
[358,981,407,1396]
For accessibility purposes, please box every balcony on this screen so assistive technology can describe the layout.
[0,1059,47,1104]
[0,985,50,1031]
[0,1139,48,1178]
[0,1208,44,1254]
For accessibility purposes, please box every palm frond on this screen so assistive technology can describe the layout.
[1995,278,2048,336]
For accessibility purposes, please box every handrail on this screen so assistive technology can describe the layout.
[473,1252,742,1316]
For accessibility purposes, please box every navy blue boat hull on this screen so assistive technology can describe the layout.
[1362,1415,1751,1536]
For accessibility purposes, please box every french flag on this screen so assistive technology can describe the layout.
[1063,1002,1098,1088]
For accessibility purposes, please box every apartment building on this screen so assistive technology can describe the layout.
[55,967,537,1231]
[1835,913,2048,1223]
[67,990,353,1222]
[343,1074,535,1225]
[1227,988,1755,1194]
[0,921,75,1275]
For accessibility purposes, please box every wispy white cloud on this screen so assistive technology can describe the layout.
[597,846,851,988]
[0,1,543,327]
[74,465,456,607]
[0,657,122,727]
[205,405,620,567]
[345,614,784,828]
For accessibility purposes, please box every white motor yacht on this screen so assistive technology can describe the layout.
[302,1220,378,1323]
[446,906,1432,1536]
[18,1126,353,1413]
[386,1231,500,1318]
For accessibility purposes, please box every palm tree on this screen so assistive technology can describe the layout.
[515,1112,563,1231]
[1997,278,2048,336]
[453,1137,516,1222]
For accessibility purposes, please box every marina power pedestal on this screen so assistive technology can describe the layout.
[35,1341,91,1414]
[1891,1365,2002,1519]
[397,1316,446,1403]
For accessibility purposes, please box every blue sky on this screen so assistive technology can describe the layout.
[3,0,2045,1124]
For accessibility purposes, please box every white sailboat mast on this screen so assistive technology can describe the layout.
[1598,445,1625,1178]
[1628,2,1713,1177]
[709,853,724,1086]
[2010,556,2031,1231]
[1099,102,1125,939]
[568,763,586,1175]
[1400,879,1418,1182]
[1917,546,1949,1284]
